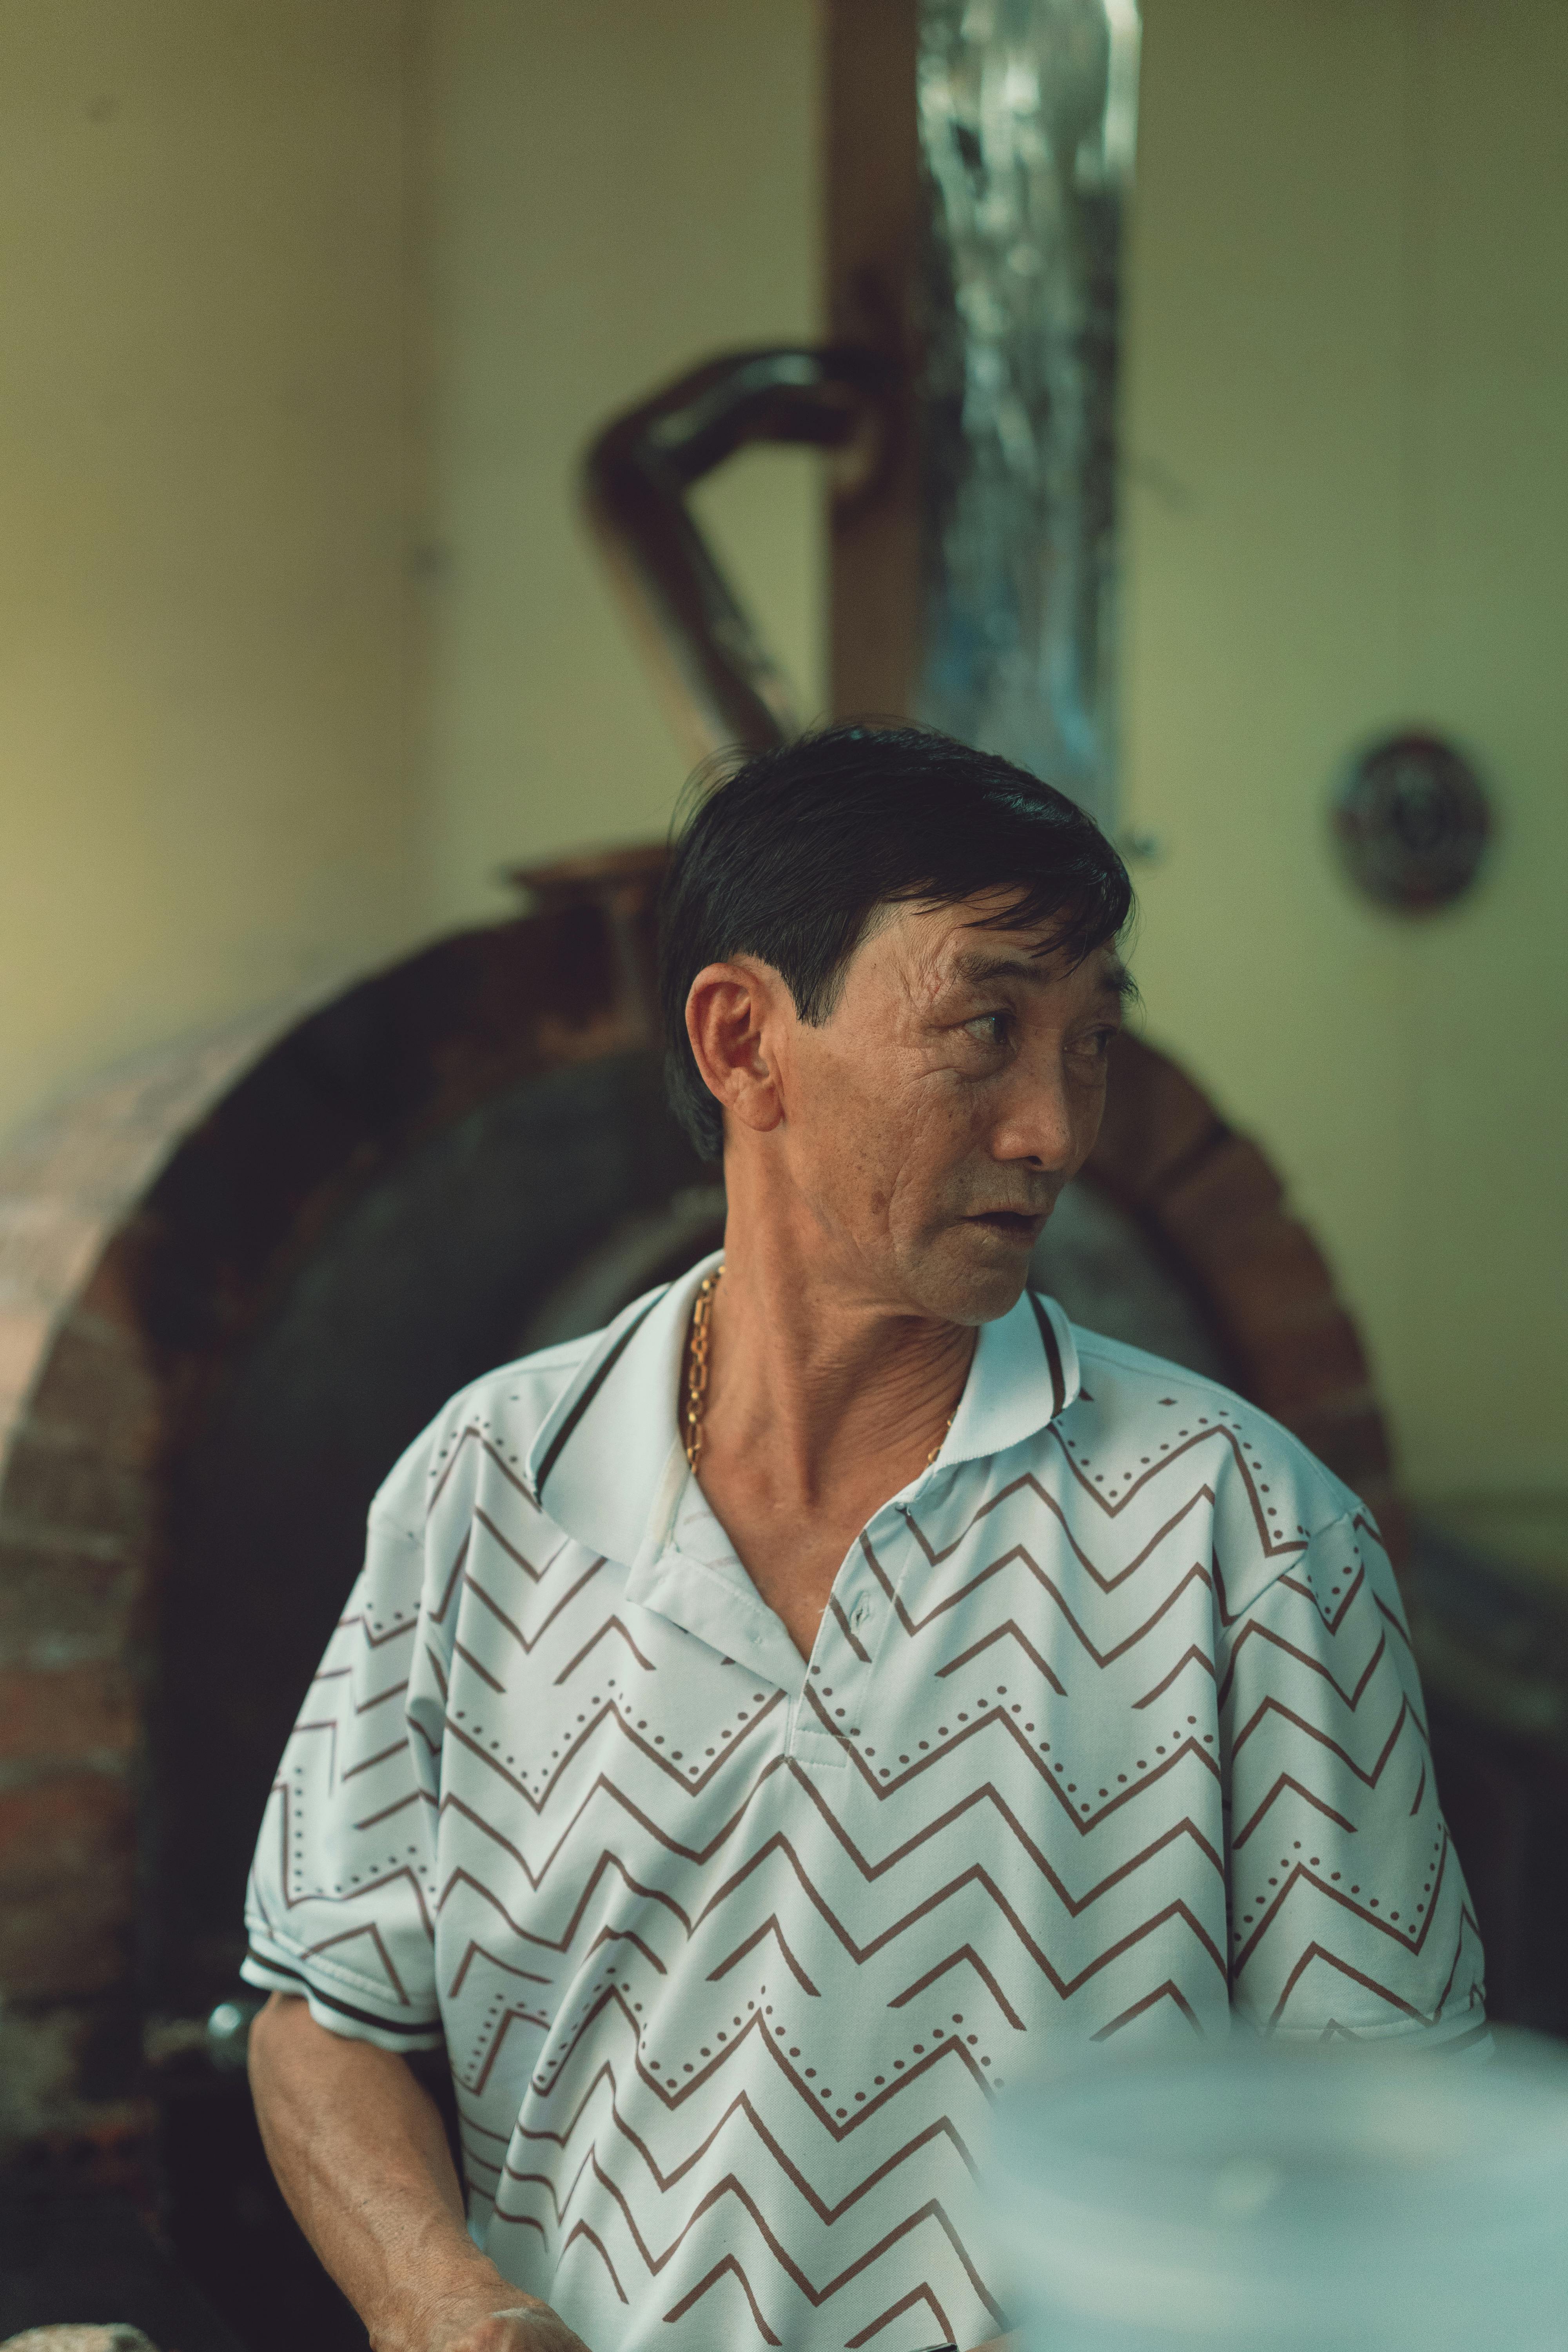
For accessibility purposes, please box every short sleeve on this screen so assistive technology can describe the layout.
[241,1508,445,2051]
[1221,1511,1486,2049]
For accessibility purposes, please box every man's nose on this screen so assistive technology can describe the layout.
[992,1064,1079,1169]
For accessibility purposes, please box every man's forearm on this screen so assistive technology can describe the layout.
[247,1992,566,2352]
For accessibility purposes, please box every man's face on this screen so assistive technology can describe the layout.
[747,893,1129,1325]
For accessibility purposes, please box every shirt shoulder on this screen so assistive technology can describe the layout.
[1060,1319,1370,1563]
[366,1324,607,1540]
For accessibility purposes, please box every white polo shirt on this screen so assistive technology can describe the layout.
[243,1255,1484,2352]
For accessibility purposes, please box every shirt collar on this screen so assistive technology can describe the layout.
[524,1249,1080,1566]
[938,1281,1080,1480]
[523,1256,702,1568]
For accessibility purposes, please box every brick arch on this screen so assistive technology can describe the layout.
[0,860,1398,2174]
[0,883,670,2167]
[1085,1029,1403,1557]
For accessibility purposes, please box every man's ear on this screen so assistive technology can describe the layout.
[685,958,788,1136]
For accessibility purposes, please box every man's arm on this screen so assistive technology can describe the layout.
[248,1993,590,2352]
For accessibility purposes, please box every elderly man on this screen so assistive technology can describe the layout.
[245,726,1483,2352]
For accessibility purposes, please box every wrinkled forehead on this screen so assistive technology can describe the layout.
[861,889,1128,994]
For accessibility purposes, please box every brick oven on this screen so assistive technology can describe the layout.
[0,862,700,2332]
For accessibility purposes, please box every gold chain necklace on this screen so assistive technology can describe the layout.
[682,1264,957,1474]
[682,1265,722,1474]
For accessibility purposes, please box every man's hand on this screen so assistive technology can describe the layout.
[421,2302,592,2352]
[247,1993,590,2352]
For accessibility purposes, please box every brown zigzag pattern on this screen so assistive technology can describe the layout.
[436,1762,1227,1985]
[1132,1645,1216,1708]
[497,2062,981,2221]
[494,2125,1006,2334]
[846,2285,955,2347]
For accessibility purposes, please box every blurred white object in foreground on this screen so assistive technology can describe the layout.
[991,2034,1568,2352]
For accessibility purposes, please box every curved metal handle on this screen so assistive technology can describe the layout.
[581,345,899,760]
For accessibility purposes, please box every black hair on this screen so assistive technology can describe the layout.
[657,722,1134,1163]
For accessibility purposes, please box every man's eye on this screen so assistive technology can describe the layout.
[1077,1026,1118,1062]
[965,1011,1011,1048]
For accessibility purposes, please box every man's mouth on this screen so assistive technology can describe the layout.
[967,1209,1048,1243]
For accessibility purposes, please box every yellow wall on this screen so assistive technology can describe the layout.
[0,0,424,1143]
[0,0,822,1143]
[0,0,1560,1515]
[1120,0,1568,1507]
[420,0,822,931]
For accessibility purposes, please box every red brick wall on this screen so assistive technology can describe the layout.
[0,1010,298,2167]
[0,892,647,2172]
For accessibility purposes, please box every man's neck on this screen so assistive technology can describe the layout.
[686,1163,980,1659]
[699,1199,975,1510]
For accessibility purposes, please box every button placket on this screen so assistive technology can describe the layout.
[790,1494,915,1765]
[828,1506,907,1758]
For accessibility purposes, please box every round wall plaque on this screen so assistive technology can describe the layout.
[1333,730,1492,911]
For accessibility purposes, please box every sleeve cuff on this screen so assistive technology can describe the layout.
[241,1946,445,2054]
